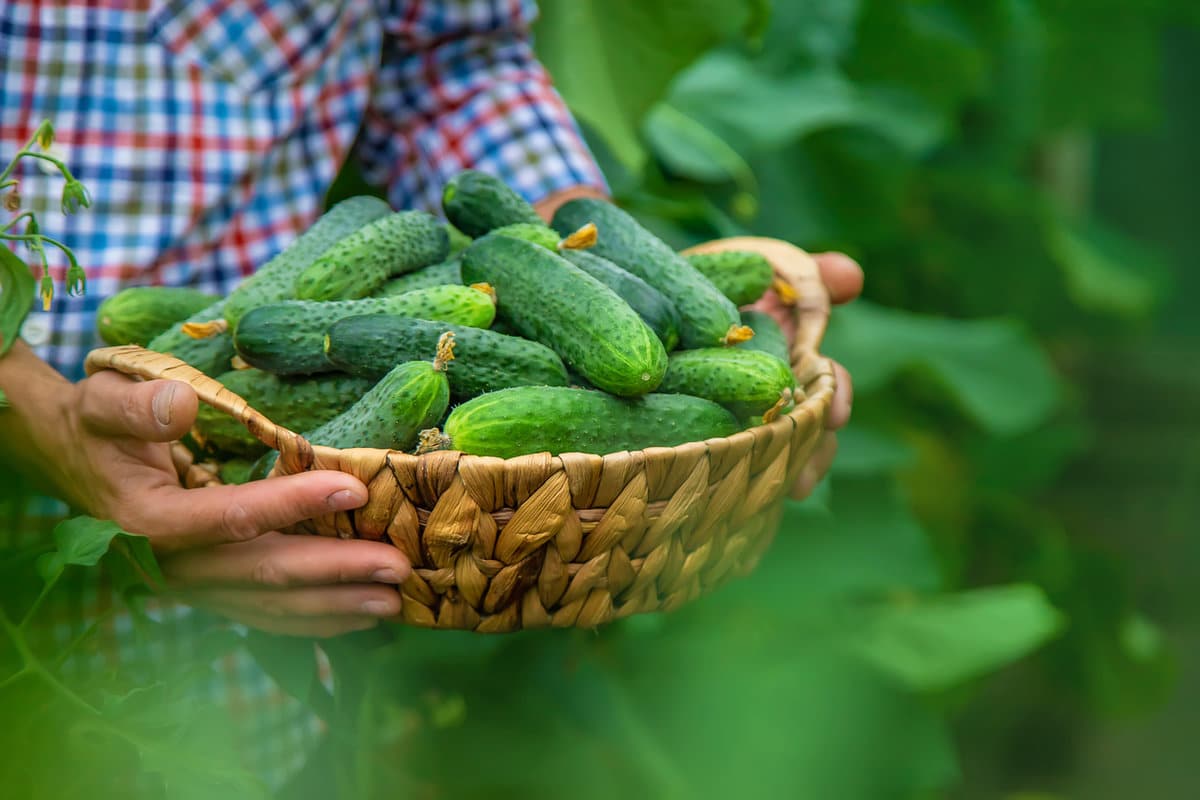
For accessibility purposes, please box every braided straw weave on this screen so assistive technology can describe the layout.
[84,237,836,633]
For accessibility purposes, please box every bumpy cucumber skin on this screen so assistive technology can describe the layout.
[461,235,667,397]
[561,250,681,351]
[324,315,568,400]
[294,210,449,301]
[97,286,218,346]
[551,198,742,349]
[444,386,740,459]
[736,310,791,365]
[193,369,374,457]
[146,297,237,377]
[233,285,496,375]
[306,359,449,451]
[224,196,392,326]
[375,257,462,297]
[492,222,560,250]
[442,170,544,237]
[686,251,774,307]
[659,347,796,419]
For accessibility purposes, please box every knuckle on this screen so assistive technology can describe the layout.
[221,502,260,542]
[251,558,290,588]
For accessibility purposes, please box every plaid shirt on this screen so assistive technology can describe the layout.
[1,0,605,788]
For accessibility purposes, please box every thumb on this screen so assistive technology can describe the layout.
[78,371,199,442]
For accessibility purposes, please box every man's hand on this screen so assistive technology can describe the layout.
[1,345,411,637]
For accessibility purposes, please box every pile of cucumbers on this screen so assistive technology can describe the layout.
[96,171,798,481]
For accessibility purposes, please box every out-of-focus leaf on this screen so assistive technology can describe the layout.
[36,517,124,582]
[535,0,760,171]
[843,584,1065,692]
[756,0,863,69]
[1,246,35,357]
[833,425,918,476]
[824,301,1063,435]
[643,104,756,191]
[1048,218,1163,319]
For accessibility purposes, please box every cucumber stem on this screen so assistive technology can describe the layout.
[469,282,496,303]
[721,324,755,346]
[761,389,792,424]
[413,427,452,454]
[230,355,252,370]
[432,331,456,372]
[559,222,597,251]
[181,319,228,339]
[771,277,798,306]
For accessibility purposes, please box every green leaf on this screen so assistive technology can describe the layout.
[843,584,1065,692]
[243,630,334,721]
[833,425,918,476]
[0,246,35,357]
[1048,218,1163,319]
[823,301,1063,435]
[643,104,756,189]
[36,517,125,582]
[534,0,761,171]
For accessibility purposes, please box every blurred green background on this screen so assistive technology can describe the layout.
[3,2,1197,798]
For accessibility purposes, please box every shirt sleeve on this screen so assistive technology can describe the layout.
[359,0,609,214]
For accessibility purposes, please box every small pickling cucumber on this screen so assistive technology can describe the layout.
[97,286,219,346]
[736,309,791,366]
[223,195,392,327]
[460,234,667,396]
[441,169,544,237]
[254,334,456,477]
[560,250,681,351]
[294,210,449,301]
[233,284,496,375]
[375,257,462,297]
[192,368,374,458]
[551,198,751,349]
[442,386,740,459]
[685,250,774,307]
[323,314,568,400]
[146,298,238,377]
[446,222,473,255]
[659,347,795,420]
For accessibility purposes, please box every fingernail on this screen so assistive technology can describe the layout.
[153,383,176,426]
[361,599,396,616]
[371,567,403,584]
[326,489,364,511]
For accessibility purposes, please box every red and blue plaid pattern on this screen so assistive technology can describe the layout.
[2,0,606,788]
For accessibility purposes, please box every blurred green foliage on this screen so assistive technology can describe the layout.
[1,2,1193,798]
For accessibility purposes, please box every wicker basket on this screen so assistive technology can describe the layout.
[83,236,836,633]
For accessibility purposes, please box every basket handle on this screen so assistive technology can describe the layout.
[83,345,315,475]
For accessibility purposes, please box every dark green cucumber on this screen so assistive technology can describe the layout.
[192,368,374,457]
[461,234,667,396]
[224,195,392,326]
[685,250,774,307]
[146,298,237,377]
[441,169,543,237]
[375,257,462,297]
[736,310,791,365]
[551,198,750,349]
[443,386,740,458]
[659,348,795,419]
[560,250,681,351]
[294,210,449,301]
[233,284,496,375]
[324,315,568,399]
[97,286,219,346]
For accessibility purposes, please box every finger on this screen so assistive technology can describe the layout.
[828,360,854,430]
[78,372,198,442]
[120,471,369,552]
[812,252,864,305]
[200,603,382,638]
[790,432,838,501]
[185,583,402,619]
[162,531,411,588]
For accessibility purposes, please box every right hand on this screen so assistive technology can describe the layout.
[47,369,412,637]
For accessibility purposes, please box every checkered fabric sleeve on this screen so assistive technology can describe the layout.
[359,0,610,213]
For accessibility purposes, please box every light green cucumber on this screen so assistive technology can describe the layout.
[375,257,462,297]
[659,347,795,419]
[97,286,219,346]
[685,250,775,307]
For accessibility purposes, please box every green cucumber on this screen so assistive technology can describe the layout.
[192,368,374,457]
[560,250,681,351]
[446,222,472,255]
[294,210,449,301]
[736,310,791,365]
[551,198,750,349]
[659,348,795,419]
[97,286,219,346]
[233,284,496,375]
[491,222,561,250]
[443,386,740,458]
[442,169,544,237]
[375,257,462,297]
[685,250,774,307]
[324,314,568,399]
[223,196,392,327]
[146,298,238,377]
[461,234,667,396]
